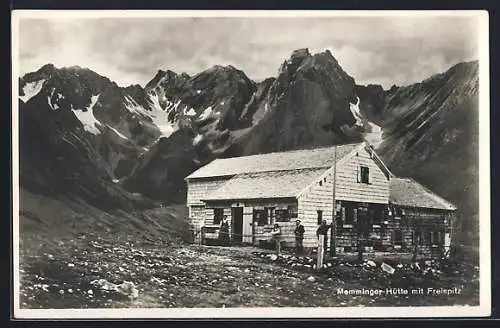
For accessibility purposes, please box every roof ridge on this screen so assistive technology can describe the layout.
[186,142,363,180]
[215,142,365,160]
[235,167,330,176]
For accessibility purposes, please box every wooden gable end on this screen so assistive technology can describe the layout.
[334,146,390,204]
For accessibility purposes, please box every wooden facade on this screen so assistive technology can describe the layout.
[201,199,298,246]
[186,177,231,239]
[184,143,456,259]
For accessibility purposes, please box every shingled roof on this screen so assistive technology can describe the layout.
[202,168,327,201]
[186,142,363,179]
[390,178,457,211]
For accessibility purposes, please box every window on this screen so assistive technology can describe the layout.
[394,230,403,245]
[317,210,323,225]
[423,231,432,245]
[373,206,384,225]
[253,209,268,226]
[344,204,355,225]
[338,207,346,230]
[275,209,290,222]
[415,231,422,245]
[213,208,224,225]
[432,231,443,245]
[288,205,298,219]
[265,207,275,225]
[360,166,370,184]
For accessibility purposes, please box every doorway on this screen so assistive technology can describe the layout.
[231,207,244,244]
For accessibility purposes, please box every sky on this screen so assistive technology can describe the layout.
[17,13,481,89]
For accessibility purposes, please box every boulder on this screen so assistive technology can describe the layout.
[381,262,395,274]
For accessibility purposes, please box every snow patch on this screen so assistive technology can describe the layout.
[349,96,364,127]
[146,93,162,112]
[71,94,101,135]
[196,90,202,94]
[47,88,58,111]
[239,92,256,120]
[157,123,176,137]
[147,95,178,137]
[364,121,383,148]
[165,99,182,113]
[199,106,213,120]
[264,103,269,112]
[192,134,203,146]
[369,122,382,133]
[186,108,196,116]
[124,95,144,114]
[20,79,46,103]
[127,93,178,138]
[107,125,129,140]
[112,179,119,183]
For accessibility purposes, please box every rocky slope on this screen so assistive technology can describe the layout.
[19,65,155,211]
[357,61,480,247]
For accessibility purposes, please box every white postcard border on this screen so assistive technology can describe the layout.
[11,9,491,319]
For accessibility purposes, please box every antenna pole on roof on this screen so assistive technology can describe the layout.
[330,145,337,258]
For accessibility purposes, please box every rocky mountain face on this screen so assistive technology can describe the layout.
[19,65,156,211]
[225,48,366,157]
[119,48,372,200]
[17,50,480,249]
[370,61,479,247]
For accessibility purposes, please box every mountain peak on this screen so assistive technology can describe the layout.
[207,64,240,73]
[39,63,56,71]
[313,49,338,63]
[145,69,180,90]
[290,48,311,60]
[29,63,57,77]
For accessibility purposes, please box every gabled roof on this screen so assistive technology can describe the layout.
[390,177,457,211]
[202,168,327,201]
[186,142,363,179]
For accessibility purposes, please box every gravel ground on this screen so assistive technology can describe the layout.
[18,233,479,308]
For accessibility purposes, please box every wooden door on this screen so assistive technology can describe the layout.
[231,207,244,244]
[242,208,253,244]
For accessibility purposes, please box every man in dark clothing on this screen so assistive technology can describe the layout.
[294,220,305,254]
[316,220,330,254]
[218,216,230,246]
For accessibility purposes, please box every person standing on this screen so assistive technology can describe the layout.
[316,220,330,254]
[271,223,282,255]
[294,219,305,254]
[218,216,230,246]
